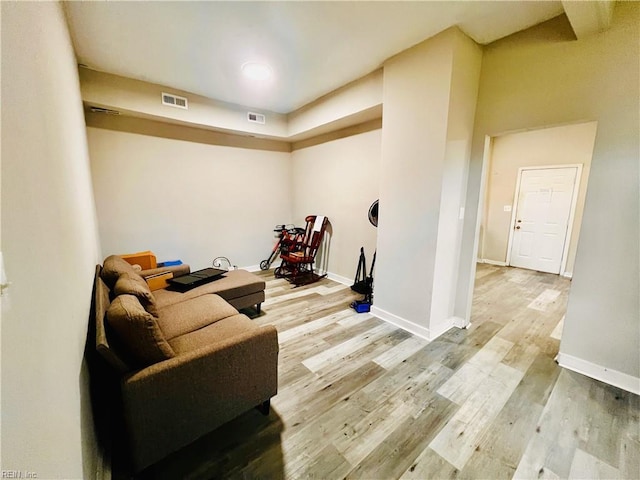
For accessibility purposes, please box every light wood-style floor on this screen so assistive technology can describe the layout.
[134,265,639,480]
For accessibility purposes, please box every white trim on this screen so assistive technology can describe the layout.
[463,135,494,327]
[327,271,353,286]
[452,316,467,329]
[504,171,521,266]
[506,164,583,275]
[370,306,431,341]
[239,264,261,272]
[557,352,640,395]
[429,318,457,340]
[478,137,493,263]
[561,271,573,279]
[370,307,460,341]
[561,165,582,275]
[480,259,508,267]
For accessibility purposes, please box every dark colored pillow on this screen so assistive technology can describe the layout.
[114,272,159,317]
[101,255,137,288]
[106,294,174,368]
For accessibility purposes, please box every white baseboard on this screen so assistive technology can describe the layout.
[429,318,458,340]
[259,267,352,286]
[371,306,431,341]
[273,268,464,341]
[370,307,461,342]
[239,264,261,272]
[327,272,353,286]
[266,268,467,342]
[480,259,508,267]
[561,271,573,279]
[557,352,640,395]
[452,316,468,329]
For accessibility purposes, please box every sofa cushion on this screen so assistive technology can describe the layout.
[114,272,159,317]
[94,269,132,373]
[107,294,175,367]
[154,270,265,309]
[168,313,258,354]
[156,294,239,340]
[101,255,138,288]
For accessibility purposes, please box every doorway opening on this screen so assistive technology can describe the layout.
[469,121,597,341]
[478,121,597,279]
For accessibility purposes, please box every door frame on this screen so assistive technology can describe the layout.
[505,164,583,276]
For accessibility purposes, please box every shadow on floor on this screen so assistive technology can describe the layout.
[112,407,285,480]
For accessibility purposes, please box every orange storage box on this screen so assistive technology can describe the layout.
[145,271,173,291]
[119,251,157,270]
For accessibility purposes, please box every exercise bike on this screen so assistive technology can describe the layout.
[260,224,305,271]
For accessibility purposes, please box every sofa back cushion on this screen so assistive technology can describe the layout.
[114,272,159,317]
[94,266,132,373]
[107,294,175,368]
[101,255,137,288]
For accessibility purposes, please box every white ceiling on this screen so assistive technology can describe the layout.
[64,1,566,114]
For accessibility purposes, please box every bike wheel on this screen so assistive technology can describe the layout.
[260,260,269,271]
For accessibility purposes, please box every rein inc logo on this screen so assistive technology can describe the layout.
[1,471,37,479]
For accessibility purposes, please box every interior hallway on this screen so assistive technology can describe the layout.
[122,265,639,479]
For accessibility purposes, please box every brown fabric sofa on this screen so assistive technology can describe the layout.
[93,255,278,472]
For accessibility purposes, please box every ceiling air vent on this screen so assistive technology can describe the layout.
[161,92,188,110]
[89,106,120,115]
[247,112,266,124]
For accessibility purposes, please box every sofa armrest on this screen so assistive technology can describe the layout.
[138,264,190,279]
[120,324,279,471]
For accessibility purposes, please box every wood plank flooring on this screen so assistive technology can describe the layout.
[130,265,639,480]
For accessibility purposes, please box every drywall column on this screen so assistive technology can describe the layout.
[373,28,481,340]
[1,2,102,478]
[430,31,482,336]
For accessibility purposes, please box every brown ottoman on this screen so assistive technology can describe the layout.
[153,269,266,313]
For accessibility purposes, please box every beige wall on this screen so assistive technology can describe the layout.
[80,67,383,144]
[287,70,383,138]
[290,129,381,281]
[481,121,597,275]
[87,127,292,270]
[85,111,290,153]
[458,5,639,382]
[80,68,290,139]
[1,2,102,478]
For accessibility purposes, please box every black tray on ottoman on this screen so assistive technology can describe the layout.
[168,267,227,291]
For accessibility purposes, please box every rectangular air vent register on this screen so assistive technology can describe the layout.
[162,92,188,109]
[247,112,266,124]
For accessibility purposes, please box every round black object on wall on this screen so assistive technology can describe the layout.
[368,199,379,227]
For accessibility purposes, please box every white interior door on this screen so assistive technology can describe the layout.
[509,167,578,274]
